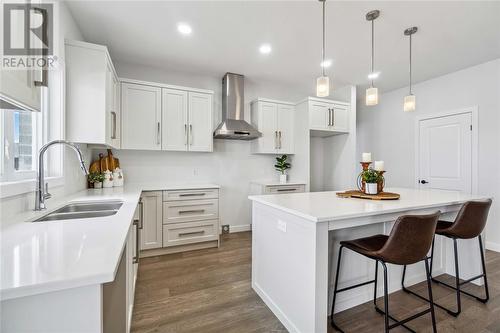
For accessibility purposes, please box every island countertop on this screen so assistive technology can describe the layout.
[248,187,490,223]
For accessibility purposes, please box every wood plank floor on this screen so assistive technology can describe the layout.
[131,232,500,333]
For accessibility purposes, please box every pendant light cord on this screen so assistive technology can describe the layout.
[371,19,374,87]
[409,34,412,95]
[322,0,326,77]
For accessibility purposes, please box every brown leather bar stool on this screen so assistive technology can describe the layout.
[402,199,492,317]
[331,212,440,333]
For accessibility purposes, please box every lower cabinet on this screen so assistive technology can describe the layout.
[250,181,306,195]
[139,191,163,250]
[126,206,140,332]
[139,187,220,256]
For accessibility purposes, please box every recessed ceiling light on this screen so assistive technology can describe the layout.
[368,71,380,80]
[320,59,333,68]
[177,23,192,35]
[259,44,272,54]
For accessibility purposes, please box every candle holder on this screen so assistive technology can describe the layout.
[377,170,386,193]
[357,161,372,192]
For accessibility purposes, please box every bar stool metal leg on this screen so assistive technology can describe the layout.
[424,258,437,333]
[330,245,344,333]
[383,262,390,333]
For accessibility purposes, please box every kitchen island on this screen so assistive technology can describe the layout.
[248,188,489,333]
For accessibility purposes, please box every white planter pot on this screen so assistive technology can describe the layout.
[93,182,102,189]
[365,183,378,195]
[279,174,287,184]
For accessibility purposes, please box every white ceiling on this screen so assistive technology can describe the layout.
[66,1,500,95]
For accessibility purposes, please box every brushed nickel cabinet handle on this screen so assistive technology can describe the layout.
[179,193,206,197]
[331,108,335,127]
[111,111,117,139]
[178,209,205,215]
[138,200,144,230]
[274,131,278,149]
[189,124,193,145]
[156,122,161,145]
[278,131,282,149]
[184,124,187,145]
[328,108,331,126]
[276,188,298,192]
[133,219,139,264]
[179,230,205,237]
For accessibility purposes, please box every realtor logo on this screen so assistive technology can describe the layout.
[3,3,53,56]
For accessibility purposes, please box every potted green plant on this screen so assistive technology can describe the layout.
[362,168,380,195]
[88,172,105,189]
[275,154,291,184]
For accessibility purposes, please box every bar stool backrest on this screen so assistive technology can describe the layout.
[377,211,441,265]
[447,199,492,239]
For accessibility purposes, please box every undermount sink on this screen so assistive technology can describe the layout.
[33,201,123,222]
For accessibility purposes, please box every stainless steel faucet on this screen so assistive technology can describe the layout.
[35,140,89,211]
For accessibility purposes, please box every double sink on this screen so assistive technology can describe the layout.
[34,201,123,222]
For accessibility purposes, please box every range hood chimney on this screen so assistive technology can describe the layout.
[213,73,261,140]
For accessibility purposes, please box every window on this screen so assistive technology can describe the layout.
[0,108,40,182]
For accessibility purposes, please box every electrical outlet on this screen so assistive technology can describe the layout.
[277,220,287,232]
[222,224,230,234]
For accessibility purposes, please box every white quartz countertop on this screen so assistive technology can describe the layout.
[0,183,219,301]
[249,187,490,223]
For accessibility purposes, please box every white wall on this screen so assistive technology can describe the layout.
[0,2,90,218]
[98,61,309,229]
[357,58,500,251]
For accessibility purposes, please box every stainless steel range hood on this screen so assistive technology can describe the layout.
[213,73,261,140]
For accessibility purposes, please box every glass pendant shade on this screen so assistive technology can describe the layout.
[403,94,416,112]
[316,76,329,97]
[365,87,378,106]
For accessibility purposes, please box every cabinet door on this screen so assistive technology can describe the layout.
[309,101,329,130]
[332,105,349,132]
[257,102,278,153]
[140,191,162,250]
[105,65,113,147]
[110,72,121,149]
[162,88,188,151]
[121,83,162,150]
[188,92,213,152]
[0,8,41,112]
[277,104,294,154]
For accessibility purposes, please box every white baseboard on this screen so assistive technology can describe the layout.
[486,241,500,253]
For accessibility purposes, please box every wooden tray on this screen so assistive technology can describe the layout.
[336,190,400,200]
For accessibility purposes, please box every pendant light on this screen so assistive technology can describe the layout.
[365,10,380,106]
[316,0,329,97]
[403,27,418,112]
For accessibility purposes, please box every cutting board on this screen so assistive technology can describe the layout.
[336,190,400,200]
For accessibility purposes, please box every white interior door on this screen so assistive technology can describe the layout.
[418,112,472,193]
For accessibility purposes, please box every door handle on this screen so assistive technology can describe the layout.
[327,108,331,126]
[179,230,205,237]
[420,180,429,184]
[178,209,206,215]
[331,108,335,127]
[184,124,188,145]
[138,200,144,229]
[274,130,278,149]
[278,131,282,149]
[156,122,161,145]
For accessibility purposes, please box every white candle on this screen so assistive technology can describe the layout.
[374,160,385,171]
[362,152,372,163]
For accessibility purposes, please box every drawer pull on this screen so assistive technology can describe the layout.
[178,193,206,197]
[276,188,298,192]
[178,209,205,215]
[179,230,205,237]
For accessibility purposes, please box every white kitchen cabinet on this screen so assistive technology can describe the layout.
[299,97,350,137]
[65,40,120,148]
[250,181,306,195]
[161,89,213,152]
[188,92,213,152]
[251,98,295,154]
[126,208,139,332]
[162,88,188,151]
[121,82,162,150]
[139,191,163,250]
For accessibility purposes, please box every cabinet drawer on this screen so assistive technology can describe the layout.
[163,220,219,247]
[163,199,219,224]
[163,188,219,201]
[264,185,305,194]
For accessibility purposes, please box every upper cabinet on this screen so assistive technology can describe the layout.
[121,83,162,150]
[299,97,350,137]
[121,79,214,152]
[65,40,120,149]
[251,99,295,154]
[1,69,42,112]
